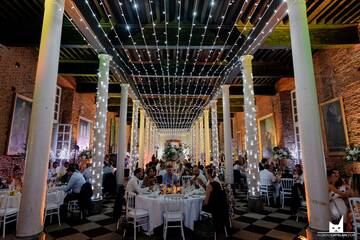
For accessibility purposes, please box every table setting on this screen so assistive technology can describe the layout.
[135,184,205,233]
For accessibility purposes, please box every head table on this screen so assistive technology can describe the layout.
[135,190,205,233]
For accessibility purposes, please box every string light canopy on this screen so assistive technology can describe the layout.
[66,0,287,129]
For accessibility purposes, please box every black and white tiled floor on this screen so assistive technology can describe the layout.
[4,190,308,240]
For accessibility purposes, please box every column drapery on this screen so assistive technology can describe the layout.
[210,100,219,171]
[129,100,140,175]
[222,86,233,184]
[116,83,129,185]
[91,53,112,199]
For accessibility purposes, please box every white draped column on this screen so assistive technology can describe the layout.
[241,55,262,211]
[210,100,219,171]
[195,119,201,165]
[222,85,233,184]
[145,117,151,163]
[204,110,211,166]
[116,83,129,185]
[17,0,65,237]
[129,100,140,175]
[91,54,112,199]
[288,0,329,236]
[199,116,205,166]
[138,109,146,169]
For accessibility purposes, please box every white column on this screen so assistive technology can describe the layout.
[241,55,261,203]
[138,109,146,169]
[17,0,64,237]
[199,116,205,166]
[204,110,211,166]
[210,100,219,171]
[145,117,151,164]
[91,54,112,199]
[222,85,233,184]
[129,100,140,175]
[288,0,329,235]
[195,119,200,165]
[116,83,129,185]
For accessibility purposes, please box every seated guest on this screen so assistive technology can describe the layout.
[282,167,293,179]
[162,165,179,186]
[63,165,86,202]
[103,161,114,175]
[293,164,304,185]
[82,163,92,183]
[60,162,70,183]
[158,163,167,176]
[203,168,229,235]
[126,168,144,194]
[233,161,241,172]
[143,167,157,187]
[48,161,59,179]
[328,170,351,223]
[176,163,185,176]
[192,166,207,190]
[259,158,268,171]
[260,164,276,184]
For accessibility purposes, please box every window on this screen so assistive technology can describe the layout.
[55,124,72,159]
[291,90,301,164]
[53,86,61,123]
[77,118,92,151]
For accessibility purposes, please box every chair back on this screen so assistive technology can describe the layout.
[46,191,60,205]
[349,197,360,225]
[0,192,9,212]
[181,176,192,186]
[164,195,183,214]
[281,178,294,191]
[260,177,273,193]
[126,191,137,214]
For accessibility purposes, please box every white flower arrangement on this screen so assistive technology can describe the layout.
[272,147,293,160]
[345,145,360,162]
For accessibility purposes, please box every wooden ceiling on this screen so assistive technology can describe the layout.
[0,0,359,127]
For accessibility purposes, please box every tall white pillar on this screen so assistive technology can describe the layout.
[116,83,129,185]
[195,119,200,165]
[199,116,205,166]
[288,0,330,236]
[222,85,233,184]
[210,100,219,171]
[17,0,65,237]
[145,117,151,164]
[129,100,140,175]
[241,55,262,211]
[91,54,112,199]
[204,109,211,166]
[138,109,146,169]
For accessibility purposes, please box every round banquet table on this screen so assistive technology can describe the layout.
[135,194,204,233]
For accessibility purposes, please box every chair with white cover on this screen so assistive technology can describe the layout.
[260,177,274,206]
[44,191,61,226]
[349,197,360,239]
[125,191,149,239]
[0,192,19,238]
[280,178,294,208]
[163,195,185,240]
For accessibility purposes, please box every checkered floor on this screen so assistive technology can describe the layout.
[3,189,308,240]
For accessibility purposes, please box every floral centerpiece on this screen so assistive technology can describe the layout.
[344,145,360,175]
[163,143,185,163]
[79,149,92,160]
[271,147,295,169]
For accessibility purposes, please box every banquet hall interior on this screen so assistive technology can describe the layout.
[0,0,360,239]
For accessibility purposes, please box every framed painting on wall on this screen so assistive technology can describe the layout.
[320,97,348,153]
[7,94,32,155]
[258,113,277,159]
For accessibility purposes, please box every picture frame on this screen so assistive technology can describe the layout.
[257,113,278,159]
[320,97,349,154]
[7,94,33,155]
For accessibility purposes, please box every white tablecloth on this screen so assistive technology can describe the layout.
[6,190,66,208]
[136,194,204,232]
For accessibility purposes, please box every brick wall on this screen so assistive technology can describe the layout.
[0,47,38,154]
[313,45,360,169]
